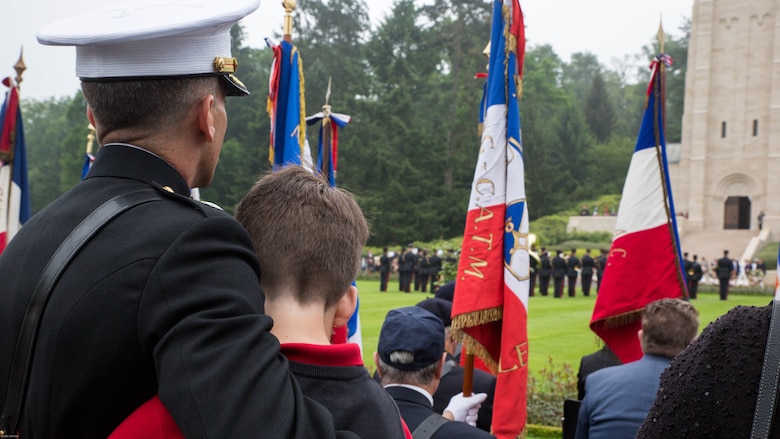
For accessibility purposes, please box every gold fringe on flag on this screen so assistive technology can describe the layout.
[501,4,523,100]
[452,307,502,329]
[503,5,516,53]
[266,83,275,163]
[600,309,644,329]
[462,335,499,374]
[295,47,307,157]
[451,307,503,374]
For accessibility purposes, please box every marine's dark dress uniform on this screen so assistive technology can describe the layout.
[567,254,580,297]
[580,254,595,296]
[539,254,551,296]
[552,254,567,298]
[0,144,335,439]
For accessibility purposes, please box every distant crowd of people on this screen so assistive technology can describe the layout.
[529,247,610,298]
[364,246,458,294]
[524,246,768,302]
[579,205,617,217]
[682,250,767,301]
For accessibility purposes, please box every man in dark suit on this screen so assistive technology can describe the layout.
[576,346,621,400]
[682,252,693,297]
[577,299,699,439]
[716,250,734,300]
[419,250,431,292]
[414,249,424,291]
[529,249,540,297]
[580,249,595,297]
[0,4,338,438]
[429,250,443,292]
[688,254,703,299]
[379,247,392,292]
[595,249,608,293]
[566,248,580,297]
[399,244,416,292]
[374,307,494,438]
[397,247,405,291]
[552,250,567,298]
[539,250,552,296]
[415,298,496,433]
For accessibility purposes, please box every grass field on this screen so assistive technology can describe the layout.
[355,278,774,374]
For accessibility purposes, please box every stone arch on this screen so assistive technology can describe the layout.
[714,172,759,197]
[712,173,760,229]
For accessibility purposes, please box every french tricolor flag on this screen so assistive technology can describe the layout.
[452,1,528,437]
[266,37,311,169]
[590,56,687,363]
[0,78,30,255]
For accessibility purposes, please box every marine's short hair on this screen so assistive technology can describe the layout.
[82,77,220,140]
[640,298,699,358]
[235,166,369,308]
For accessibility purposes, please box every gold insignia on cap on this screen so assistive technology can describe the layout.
[228,73,246,89]
[214,57,238,73]
[162,186,174,193]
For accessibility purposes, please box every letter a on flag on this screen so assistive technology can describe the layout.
[451,1,528,437]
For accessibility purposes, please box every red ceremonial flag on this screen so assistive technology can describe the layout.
[590,54,686,363]
[451,1,528,437]
[0,77,30,255]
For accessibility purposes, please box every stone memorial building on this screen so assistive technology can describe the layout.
[669,0,778,260]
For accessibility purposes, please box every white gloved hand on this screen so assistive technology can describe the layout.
[443,392,487,426]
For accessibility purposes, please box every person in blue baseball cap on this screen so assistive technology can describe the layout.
[374,306,494,438]
[416,298,497,433]
[0,1,341,438]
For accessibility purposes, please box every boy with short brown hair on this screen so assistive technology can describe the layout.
[235,166,408,438]
[111,166,409,438]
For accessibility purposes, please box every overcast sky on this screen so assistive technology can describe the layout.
[1,0,694,100]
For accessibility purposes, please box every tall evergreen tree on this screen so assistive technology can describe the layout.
[561,51,603,108]
[584,72,615,142]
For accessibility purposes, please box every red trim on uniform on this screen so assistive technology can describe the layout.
[281,343,364,367]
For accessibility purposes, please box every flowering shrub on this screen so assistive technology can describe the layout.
[527,357,578,427]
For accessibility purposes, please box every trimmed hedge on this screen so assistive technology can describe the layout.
[528,423,562,438]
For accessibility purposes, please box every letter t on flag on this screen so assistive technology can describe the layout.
[451,1,529,437]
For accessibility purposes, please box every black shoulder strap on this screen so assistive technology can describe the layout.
[412,413,450,439]
[1,189,162,437]
[751,299,780,439]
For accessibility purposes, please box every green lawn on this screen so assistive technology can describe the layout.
[356,278,773,374]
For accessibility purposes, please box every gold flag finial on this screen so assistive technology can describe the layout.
[283,0,297,42]
[322,77,332,117]
[657,17,665,54]
[13,47,26,90]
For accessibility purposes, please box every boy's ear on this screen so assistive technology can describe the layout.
[332,285,358,328]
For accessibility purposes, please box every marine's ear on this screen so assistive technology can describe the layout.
[196,93,216,143]
[332,285,358,328]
